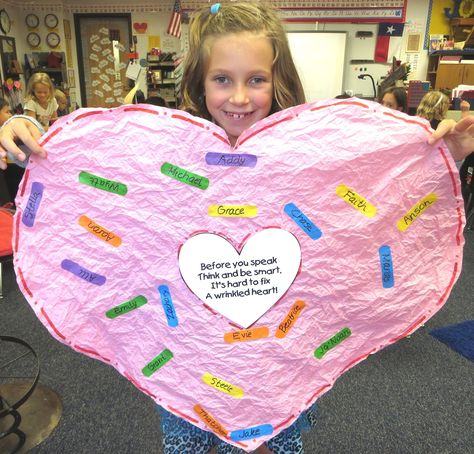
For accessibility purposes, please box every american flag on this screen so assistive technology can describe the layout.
[167,0,182,39]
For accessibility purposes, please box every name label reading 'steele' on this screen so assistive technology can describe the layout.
[335,184,377,218]
[284,203,322,239]
[161,162,209,190]
[201,373,244,398]
[79,171,128,196]
[205,152,257,168]
[78,215,122,247]
[396,193,438,232]
[208,205,257,218]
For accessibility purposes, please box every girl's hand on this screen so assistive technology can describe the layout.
[0,118,46,170]
[428,116,474,161]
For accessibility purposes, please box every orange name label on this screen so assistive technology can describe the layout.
[224,326,269,343]
[194,404,228,437]
[276,300,306,338]
[78,215,122,247]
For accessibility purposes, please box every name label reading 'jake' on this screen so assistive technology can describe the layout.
[230,424,273,441]
[61,259,106,286]
[105,295,148,319]
[205,152,257,168]
[379,245,394,288]
[158,285,178,327]
[284,203,321,239]
[202,373,244,398]
[161,162,209,190]
[314,327,352,359]
[22,182,44,227]
[194,404,228,437]
[142,349,173,377]
[208,204,257,218]
[276,300,306,338]
[79,171,128,195]
[336,185,377,218]
[396,193,438,232]
[78,215,122,247]
[224,327,269,343]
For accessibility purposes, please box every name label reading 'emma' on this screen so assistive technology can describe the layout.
[224,327,269,343]
[79,171,128,196]
[396,193,438,232]
[142,349,173,377]
[378,245,394,288]
[314,327,352,359]
[208,204,257,218]
[201,373,244,398]
[158,285,178,327]
[205,152,257,168]
[230,424,273,441]
[22,182,44,227]
[276,300,306,338]
[161,162,209,190]
[335,184,377,218]
[284,203,321,239]
[194,404,228,437]
[78,215,122,247]
[105,295,147,319]
[61,259,106,286]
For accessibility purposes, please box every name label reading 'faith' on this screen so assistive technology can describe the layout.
[142,349,173,377]
[105,295,147,319]
[224,327,269,343]
[336,185,377,218]
[158,285,178,327]
[201,373,244,398]
[161,162,209,190]
[194,405,228,437]
[284,203,322,239]
[276,300,306,338]
[205,152,257,168]
[396,193,438,232]
[379,245,394,288]
[314,327,352,359]
[79,171,128,195]
[78,215,122,247]
[230,424,273,441]
[22,182,44,227]
[208,205,257,218]
[61,259,106,286]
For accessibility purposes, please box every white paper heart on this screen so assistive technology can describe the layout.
[179,228,301,328]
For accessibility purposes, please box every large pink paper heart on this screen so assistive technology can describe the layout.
[13,100,464,451]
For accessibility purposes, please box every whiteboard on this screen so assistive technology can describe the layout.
[287,32,347,102]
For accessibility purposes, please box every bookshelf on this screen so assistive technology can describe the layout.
[427,50,474,90]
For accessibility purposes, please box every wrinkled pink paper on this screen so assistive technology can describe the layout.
[13,99,464,451]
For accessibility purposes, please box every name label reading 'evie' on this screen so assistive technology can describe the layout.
[202,373,244,398]
[79,171,128,195]
[61,259,106,286]
[22,182,44,227]
[161,162,209,190]
[208,205,257,218]
[284,203,321,239]
[224,327,269,343]
[335,185,377,218]
[397,193,438,232]
[205,152,257,167]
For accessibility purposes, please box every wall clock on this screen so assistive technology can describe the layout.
[25,13,40,29]
[0,9,11,34]
[27,32,41,48]
[46,31,60,48]
[44,13,58,29]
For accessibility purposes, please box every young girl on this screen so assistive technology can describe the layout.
[380,86,407,113]
[24,72,58,129]
[416,90,450,130]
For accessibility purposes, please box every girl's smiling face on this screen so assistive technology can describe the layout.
[203,32,274,146]
[33,83,51,106]
[0,104,12,125]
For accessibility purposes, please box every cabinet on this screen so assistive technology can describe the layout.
[24,52,67,89]
[146,54,179,107]
[427,51,474,90]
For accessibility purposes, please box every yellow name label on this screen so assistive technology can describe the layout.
[208,204,257,218]
[396,193,438,232]
[335,184,377,218]
[202,373,244,398]
[78,215,121,247]
[194,404,228,437]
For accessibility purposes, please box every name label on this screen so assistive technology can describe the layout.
[335,184,377,218]
[379,245,394,288]
[208,204,257,218]
[201,373,244,398]
[224,327,269,343]
[22,182,44,227]
[205,152,257,168]
[61,259,106,286]
[158,285,178,327]
[106,295,148,319]
[142,349,173,377]
[276,300,306,338]
[194,404,228,437]
[161,162,209,190]
[314,327,352,359]
[284,203,322,239]
[79,171,128,195]
[78,215,122,247]
[396,193,438,232]
[230,424,273,441]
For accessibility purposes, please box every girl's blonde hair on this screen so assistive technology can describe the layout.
[416,90,450,122]
[25,72,55,101]
[180,1,305,120]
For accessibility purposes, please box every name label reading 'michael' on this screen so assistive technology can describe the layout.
[105,295,148,319]
[276,300,306,338]
[396,193,438,232]
[284,203,321,240]
[78,215,121,247]
[194,404,228,437]
[205,152,257,168]
[161,162,209,190]
[61,259,106,286]
[335,184,377,218]
[224,327,269,343]
[22,182,44,228]
[142,349,173,377]
[202,373,244,398]
[79,171,128,195]
[314,327,352,359]
[208,204,257,218]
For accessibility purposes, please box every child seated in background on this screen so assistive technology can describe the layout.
[23,72,58,130]
[145,95,169,107]
[55,89,68,117]
[380,86,407,113]
[416,90,450,130]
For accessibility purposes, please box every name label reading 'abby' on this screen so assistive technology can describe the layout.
[105,295,147,319]
[205,152,257,168]
[22,182,44,227]
[230,424,273,441]
[208,204,257,218]
[379,245,394,288]
[335,184,377,218]
[158,285,178,327]
[78,215,122,247]
[314,327,352,359]
[61,259,106,286]
[79,171,128,195]
[142,349,173,377]
[284,203,322,239]
[161,162,209,190]
[396,193,438,232]
[194,404,228,437]
[202,373,244,398]
[276,300,305,338]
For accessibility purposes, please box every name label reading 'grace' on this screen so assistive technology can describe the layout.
[61,259,106,286]
[161,162,209,190]
[78,215,122,247]
[205,152,257,168]
[201,373,244,398]
[396,193,438,232]
[208,204,257,218]
[194,404,228,437]
[224,327,269,343]
[22,182,44,227]
[105,295,147,319]
[79,171,128,195]
[378,245,394,288]
[284,203,321,239]
[314,327,352,359]
[276,300,306,338]
[230,424,273,441]
[142,349,173,377]
[335,184,377,218]
[158,285,178,327]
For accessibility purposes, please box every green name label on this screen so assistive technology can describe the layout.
[161,162,209,190]
[79,171,128,196]
[142,349,173,377]
[105,295,147,319]
[314,327,352,359]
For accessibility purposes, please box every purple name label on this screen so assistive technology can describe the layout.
[61,259,106,286]
[205,152,257,168]
[22,182,44,228]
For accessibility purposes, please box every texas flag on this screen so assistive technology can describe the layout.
[375,22,405,63]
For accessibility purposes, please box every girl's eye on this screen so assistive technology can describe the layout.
[214,76,229,84]
[250,77,266,85]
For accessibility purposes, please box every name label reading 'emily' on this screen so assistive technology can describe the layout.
[158,285,178,327]
[205,152,257,168]
[230,424,273,441]
[335,185,377,218]
[378,245,394,288]
[79,171,128,195]
[78,215,122,247]
[142,349,173,377]
[22,182,44,227]
[276,300,306,338]
[105,295,147,319]
[396,193,438,232]
[61,259,106,286]
[208,205,257,218]
[284,203,322,239]
[314,327,352,359]
[201,373,244,398]
[161,162,209,190]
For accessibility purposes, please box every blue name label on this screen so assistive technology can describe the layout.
[158,285,178,327]
[284,203,322,240]
[230,424,273,441]
[379,245,394,288]
[22,182,44,228]
[205,152,257,168]
[61,259,106,286]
